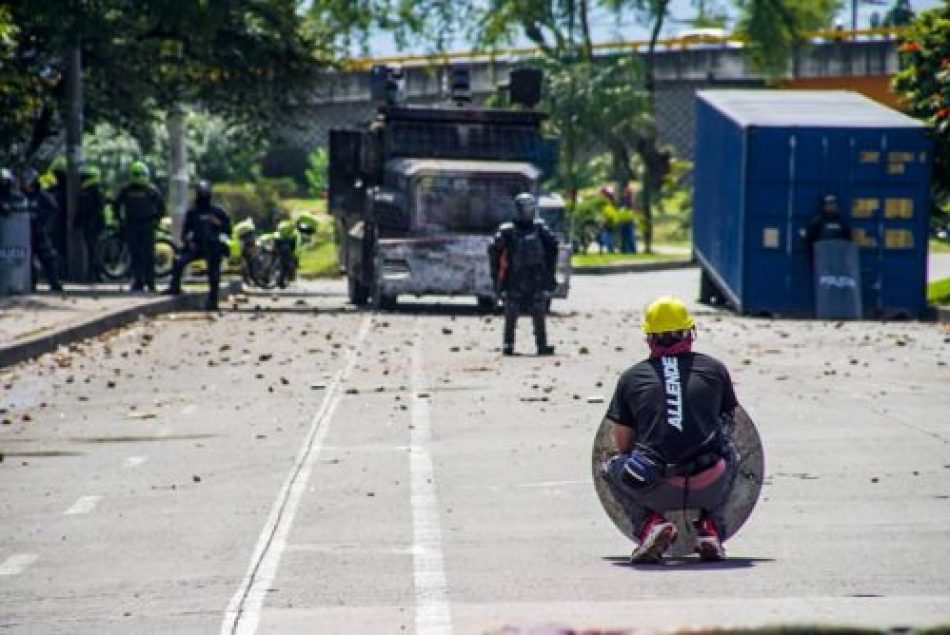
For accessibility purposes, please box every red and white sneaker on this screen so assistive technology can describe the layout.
[694,516,726,561]
[631,513,678,563]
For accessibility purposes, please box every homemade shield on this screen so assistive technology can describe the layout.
[591,405,764,557]
[813,239,862,320]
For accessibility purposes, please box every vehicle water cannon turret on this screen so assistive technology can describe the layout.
[448,65,471,106]
[507,67,543,109]
[370,64,405,106]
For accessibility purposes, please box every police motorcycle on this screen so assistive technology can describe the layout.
[97,215,178,281]
[249,214,318,290]
[228,217,266,287]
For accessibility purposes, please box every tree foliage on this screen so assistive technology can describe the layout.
[308,0,475,57]
[0,0,327,165]
[732,0,841,78]
[474,0,673,251]
[893,4,950,214]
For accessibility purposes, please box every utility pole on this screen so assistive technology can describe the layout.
[64,43,88,281]
[167,106,189,245]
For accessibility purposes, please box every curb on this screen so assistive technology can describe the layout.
[0,293,205,369]
[572,259,696,275]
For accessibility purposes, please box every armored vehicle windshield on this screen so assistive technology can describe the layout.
[388,159,540,235]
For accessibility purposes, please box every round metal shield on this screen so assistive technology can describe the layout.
[591,405,764,557]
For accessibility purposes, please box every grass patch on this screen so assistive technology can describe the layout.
[297,219,340,278]
[930,239,950,254]
[573,250,686,267]
[282,197,327,216]
[928,277,950,306]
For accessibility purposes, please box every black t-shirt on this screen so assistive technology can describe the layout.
[605,352,738,463]
[806,213,852,244]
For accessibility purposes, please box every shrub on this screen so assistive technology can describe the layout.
[215,182,287,232]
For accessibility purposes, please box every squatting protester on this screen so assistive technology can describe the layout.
[601,296,741,563]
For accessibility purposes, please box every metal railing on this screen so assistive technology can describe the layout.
[342,26,909,71]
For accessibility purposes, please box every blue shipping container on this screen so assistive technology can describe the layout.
[693,90,932,318]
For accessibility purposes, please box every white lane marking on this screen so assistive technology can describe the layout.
[64,495,101,516]
[0,553,37,575]
[123,456,147,468]
[410,320,453,635]
[221,315,371,635]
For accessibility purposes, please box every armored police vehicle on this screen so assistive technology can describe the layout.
[328,66,571,310]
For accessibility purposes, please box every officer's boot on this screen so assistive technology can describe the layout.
[163,258,184,296]
[533,312,554,356]
[41,249,64,293]
[502,304,517,355]
[205,259,221,311]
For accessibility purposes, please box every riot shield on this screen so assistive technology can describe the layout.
[813,239,862,320]
[591,405,764,557]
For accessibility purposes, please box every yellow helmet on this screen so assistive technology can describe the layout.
[642,296,695,334]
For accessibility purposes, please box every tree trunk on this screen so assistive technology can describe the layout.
[639,0,669,255]
[64,44,87,281]
[579,0,593,59]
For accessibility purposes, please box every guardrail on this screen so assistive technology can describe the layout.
[342,26,909,71]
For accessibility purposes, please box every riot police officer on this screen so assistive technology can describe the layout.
[488,192,559,356]
[77,164,106,281]
[805,194,852,247]
[114,161,165,292]
[164,180,231,311]
[18,168,64,293]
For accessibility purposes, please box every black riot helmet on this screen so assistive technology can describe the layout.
[195,179,213,207]
[821,194,838,215]
[0,168,15,193]
[20,167,40,192]
[514,192,537,225]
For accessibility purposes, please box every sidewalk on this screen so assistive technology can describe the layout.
[0,284,205,368]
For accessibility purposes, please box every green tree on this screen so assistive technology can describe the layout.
[1,0,328,162]
[606,0,675,253]
[893,4,950,219]
[308,0,474,57]
[732,0,841,79]
[305,148,330,199]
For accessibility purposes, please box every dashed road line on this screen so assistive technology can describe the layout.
[0,553,37,576]
[64,495,101,516]
[221,314,371,635]
[410,319,453,635]
[123,456,147,468]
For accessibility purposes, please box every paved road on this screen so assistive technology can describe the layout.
[1,270,948,634]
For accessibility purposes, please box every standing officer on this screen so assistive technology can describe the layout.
[488,192,559,356]
[19,168,64,292]
[805,194,852,248]
[164,180,231,310]
[601,296,741,563]
[114,161,165,292]
[47,157,68,278]
[77,164,106,281]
